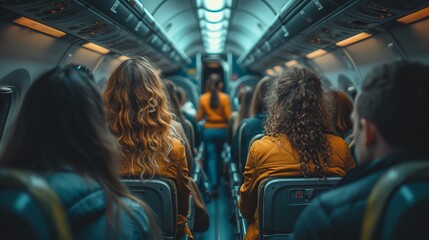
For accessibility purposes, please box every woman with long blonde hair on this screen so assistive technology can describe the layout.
[104,56,193,239]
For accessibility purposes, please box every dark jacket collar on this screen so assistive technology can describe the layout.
[338,151,429,186]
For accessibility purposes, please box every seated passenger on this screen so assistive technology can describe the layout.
[327,89,353,140]
[326,89,356,160]
[231,75,273,173]
[165,80,195,172]
[233,86,253,136]
[294,61,429,240]
[104,57,193,239]
[239,67,355,240]
[227,85,252,144]
[177,86,197,118]
[176,86,201,153]
[0,65,159,240]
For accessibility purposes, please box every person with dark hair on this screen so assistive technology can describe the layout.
[176,86,201,152]
[226,85,250,144]
[0,65,159,240]
[164,79,194,174]
[233,86,254,134]
[104,57,193,239]
[197,73,232,197]
[327,89,353,139]
[294,61,429,240]
[231,76,273,173]
[239,67,355,240]
[176,86,197,118]
[326,89,356,161]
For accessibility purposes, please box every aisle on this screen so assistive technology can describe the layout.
[194,184,235,240]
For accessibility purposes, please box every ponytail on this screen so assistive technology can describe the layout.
[209,76,221,108]
[210,88,219,108]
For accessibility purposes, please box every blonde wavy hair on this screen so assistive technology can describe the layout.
[104,56,174,179]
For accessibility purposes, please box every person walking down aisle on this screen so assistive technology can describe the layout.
[197,73,232,197]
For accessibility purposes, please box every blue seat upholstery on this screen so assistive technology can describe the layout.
[122,178,178,240]
[362,160,429,240]
[0,169,71,240]
[258,177,341,240]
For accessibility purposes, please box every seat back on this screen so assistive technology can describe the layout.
[362,160,429,240]
[238,129,264,174]
[0,169,71,240]
[258,177,341,240]
[249,133,264,150]
[184,119,196,150]
[122,178,178,240]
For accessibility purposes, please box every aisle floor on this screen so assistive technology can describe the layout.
[194,184,236,240]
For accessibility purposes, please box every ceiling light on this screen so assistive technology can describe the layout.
[82,42,110,54]
[285,60,298,68]
[335,32,373,47]
[118,55,130,61]
[305,49,327,59]
[206,49,222,54]
[207,31,223,38]
[203,0,225,11]
[13,17,66,38]
[265,69,275,76]
[206,22,225,31]
[273,65,283,72]
[205,11,224,22]
[396,7,429,24]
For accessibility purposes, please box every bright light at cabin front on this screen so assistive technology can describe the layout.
[207,31,223,38]
[197,0,232,54]
[203,0,225,11]
[205,22,224,31]
[205,11,224,22]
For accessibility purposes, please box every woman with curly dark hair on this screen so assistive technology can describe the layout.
[238,67,355,240]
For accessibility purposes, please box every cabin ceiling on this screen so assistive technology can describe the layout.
[1,0,429,73]
[146,0,282,57]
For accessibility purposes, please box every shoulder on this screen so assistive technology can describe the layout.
[219,92,230,100]
[248,135,276,157]
[44,171,103,209]
[200,93,210,100]
[170,138,185,161]
[326,134,349,153]
[253,135,276,148]
[326,133,347,144]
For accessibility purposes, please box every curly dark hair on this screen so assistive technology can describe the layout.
[265,67,332,176]
[357,61,429,151]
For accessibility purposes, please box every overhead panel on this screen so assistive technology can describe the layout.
[0,0,191,73]
[242,0,429,73]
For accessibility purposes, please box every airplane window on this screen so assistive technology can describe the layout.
[0,87,13,141]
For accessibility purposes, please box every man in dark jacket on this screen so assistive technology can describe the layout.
[294,61,429,240]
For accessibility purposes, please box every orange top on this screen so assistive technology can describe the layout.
[196,91,232,128]
[120,138,193,239]
[238,134,355,240]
